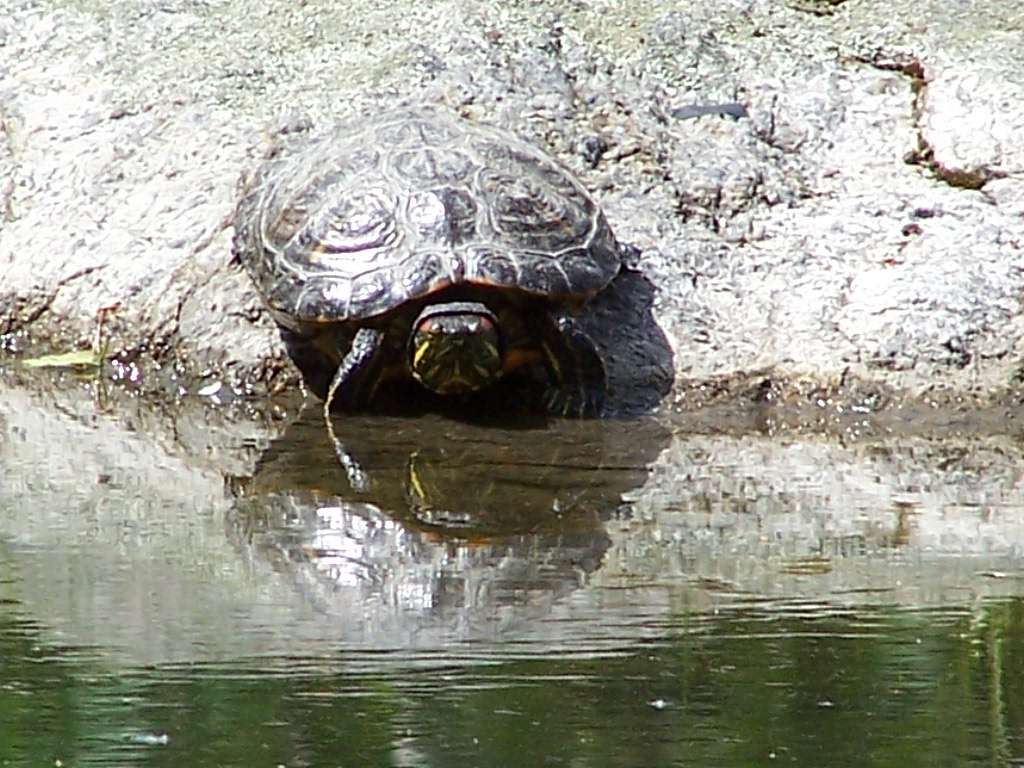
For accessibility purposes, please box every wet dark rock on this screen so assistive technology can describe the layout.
[670,102,749,121]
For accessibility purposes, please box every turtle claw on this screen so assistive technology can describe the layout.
[543,382,604,418]
[542,386,565,416]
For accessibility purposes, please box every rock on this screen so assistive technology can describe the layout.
[1,0,1021,412]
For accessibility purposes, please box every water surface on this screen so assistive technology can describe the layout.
[2,380,1023,766]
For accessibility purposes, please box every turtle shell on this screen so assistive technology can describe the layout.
[233,108,621,327]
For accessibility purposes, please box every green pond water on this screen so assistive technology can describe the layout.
[1,381,1023,767]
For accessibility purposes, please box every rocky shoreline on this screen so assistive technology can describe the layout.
[2,1,1021,414]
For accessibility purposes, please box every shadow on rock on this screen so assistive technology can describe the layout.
[579,267,675,416]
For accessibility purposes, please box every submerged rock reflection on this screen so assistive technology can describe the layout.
[229,412,670,627]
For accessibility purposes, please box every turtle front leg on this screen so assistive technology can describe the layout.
[323,327,387,418]
[540,313,607,418]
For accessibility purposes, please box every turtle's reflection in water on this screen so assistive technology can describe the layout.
[229,410,668,632]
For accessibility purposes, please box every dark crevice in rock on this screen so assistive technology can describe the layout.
[857,51,999,191]
[790,0,850,18]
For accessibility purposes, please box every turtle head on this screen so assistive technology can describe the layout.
[410,302,503,395]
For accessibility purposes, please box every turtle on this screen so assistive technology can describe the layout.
[233,107,623,418]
